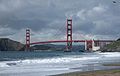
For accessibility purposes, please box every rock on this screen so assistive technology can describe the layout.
[100,40,120,52]
[0,38,24,51]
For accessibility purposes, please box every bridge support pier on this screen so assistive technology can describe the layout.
[85,40,100,51]
[85,40,93,51]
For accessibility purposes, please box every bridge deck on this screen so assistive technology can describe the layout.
[30,40,115,45]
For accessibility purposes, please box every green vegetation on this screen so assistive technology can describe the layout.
[100,39,120,52]
[103,63,120,66]
[106,41,120,49]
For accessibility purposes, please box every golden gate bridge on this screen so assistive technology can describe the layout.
[26,19,115,51]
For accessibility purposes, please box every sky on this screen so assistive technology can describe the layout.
[0,0,120,43]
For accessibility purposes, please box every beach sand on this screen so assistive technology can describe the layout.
[53,63,120,76]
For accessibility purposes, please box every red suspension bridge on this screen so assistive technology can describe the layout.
[26,19,115,51]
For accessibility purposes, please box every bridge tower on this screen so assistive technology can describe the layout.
[26,29,30,50]
[66,19,72,51]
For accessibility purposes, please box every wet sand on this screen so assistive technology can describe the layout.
[53,63,120,76]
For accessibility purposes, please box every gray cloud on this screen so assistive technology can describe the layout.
[0,26,17,36]
[0,0,120,43]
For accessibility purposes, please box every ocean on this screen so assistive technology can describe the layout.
[0,51,120,76]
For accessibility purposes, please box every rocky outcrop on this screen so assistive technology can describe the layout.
[0,38,24,51]
[100,40,120,52]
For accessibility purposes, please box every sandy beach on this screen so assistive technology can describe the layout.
[53,63,120,76]
[54,69,120,76]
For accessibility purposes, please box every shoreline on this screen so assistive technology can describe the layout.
[53,63,120,76]
[53,69,120,76]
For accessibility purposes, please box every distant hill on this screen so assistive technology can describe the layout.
[30,44,85,51]
[100,39,120,52]
[0,38,85,51]
[0,38,24,51]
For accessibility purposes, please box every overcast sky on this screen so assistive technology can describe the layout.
[0,0,120,43]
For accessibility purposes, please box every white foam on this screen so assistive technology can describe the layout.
[1,52,119,68]
[20,56,100,65]
[0,62,9,67]
[0,52,119,66]
[0,55,100,68]
[0,61,21,67]
[98,52,120,57]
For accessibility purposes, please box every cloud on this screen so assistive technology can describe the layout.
[73,3,120,37]
[0,0,120,43]
[0,26,17,36]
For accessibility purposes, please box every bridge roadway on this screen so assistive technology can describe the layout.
[30,40,115,45]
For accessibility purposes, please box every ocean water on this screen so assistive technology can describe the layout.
[0,51,120,76]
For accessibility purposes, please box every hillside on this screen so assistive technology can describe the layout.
[30,44,85,51]
[0,38,24,51]
[100,39,120,52]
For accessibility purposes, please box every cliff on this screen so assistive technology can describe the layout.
[100,39,120,52]
[0,38,24,51]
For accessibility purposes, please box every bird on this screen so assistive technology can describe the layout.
[113,1,117,3]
